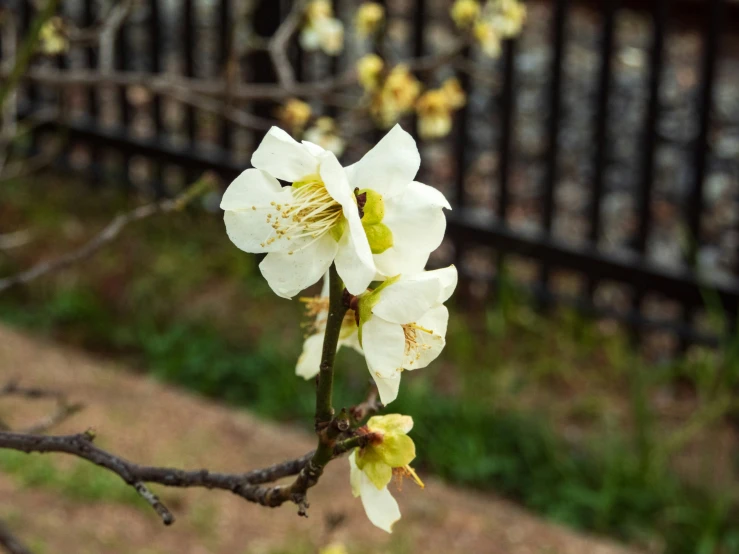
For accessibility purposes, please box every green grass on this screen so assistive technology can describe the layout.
[2,173,739,553]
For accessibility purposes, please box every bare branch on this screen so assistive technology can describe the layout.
[0,173,217,294]
[268,0,306,90]
[0,381,83,434]
[65,0,134,48]
[349,388,382,424]
[0,520,30,554]
[0,429,321,524]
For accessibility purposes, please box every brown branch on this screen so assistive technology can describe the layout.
[0,430,360,524]
[349,388,382,424]
[11,68,359,107]
[65,0,134,47]
[0,173,217,294]
[268,0,306,90]
[0,381,83,434]
[0,520,30,554]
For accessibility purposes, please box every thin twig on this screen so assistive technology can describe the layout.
[0,381,83,434]
[0,174,217,294]
[0,520,30,554]
[349,388,382,424]
[0,430,314,525]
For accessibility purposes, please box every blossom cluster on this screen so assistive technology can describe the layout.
[452,0,527,57]
[221,124,456,532]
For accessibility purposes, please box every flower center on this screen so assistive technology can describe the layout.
[402,323,434,365]
[300,295,356,336]
[392,465,425,491]
[260,175,344,252]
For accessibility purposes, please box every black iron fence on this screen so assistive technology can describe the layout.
[5,0,739,350]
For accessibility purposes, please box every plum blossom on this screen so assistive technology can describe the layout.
[300,0,344,56]
[349,414,423,533]
[356,266,457,404]
[221,127,375,298]
[346,124,451,277]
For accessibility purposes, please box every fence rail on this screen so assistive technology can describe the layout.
[4,0,739,350]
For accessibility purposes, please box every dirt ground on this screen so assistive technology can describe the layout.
[0,325,639,554]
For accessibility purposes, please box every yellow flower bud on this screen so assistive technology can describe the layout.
[357,53,385,92]
[305,0,333,23]
[355,414,423,490]
[370,65,422,128]
[441,77,467,110]
[38,17,68,55]
[320,543,349,554]
[355,2,385,37]
[416,90,453,140]
[474,20,502,58]
[450,0,481,29]
[278,99,312,134]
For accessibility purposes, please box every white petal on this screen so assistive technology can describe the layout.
[358,472,401,533]
[373,246,431,277]
[251,127,318,182]
[345,124,419,198]
[371,370,402,405]
[220,168,283,210]
[362,317,405,378]
[223,188,295,254]
[296,333,324,379]
[318,152,375,294]
[301,140,326,157]
[377,182,449,274]
[372,277,441,325]
[259,234,338,299]
[349,450,362,498]
[403,305,448,370]
[412,265,458,304]
[318,150,356,208]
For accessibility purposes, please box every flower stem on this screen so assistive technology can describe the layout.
[315,263,348,427]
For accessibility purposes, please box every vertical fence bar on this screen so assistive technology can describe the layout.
[18,0,38,152]
[219,0,232,155]
[494,38,517,297]
[183,0,196,146]
[410,0,426,141]
[453,46,472,302]
[83,0,100,183]
[682,0,725,347]
[454,48,471,211]
[498,39,516,224]
[537,0,568,307]
[115,12,131,187]
[631,0,667,343]
[326,0,340,119]
[149,0,165,196]
[587,0,617,301]
[687,0,723,265]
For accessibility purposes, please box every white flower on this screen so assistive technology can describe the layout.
[349,451,400,533]
[221,127,375,299]
[346,125,451,277]
[296,275,362,379]
[357,266,457,404]
[300,2,344,57]
[349,414,423,533]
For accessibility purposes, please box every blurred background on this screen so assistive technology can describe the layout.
[1,0,739,553]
